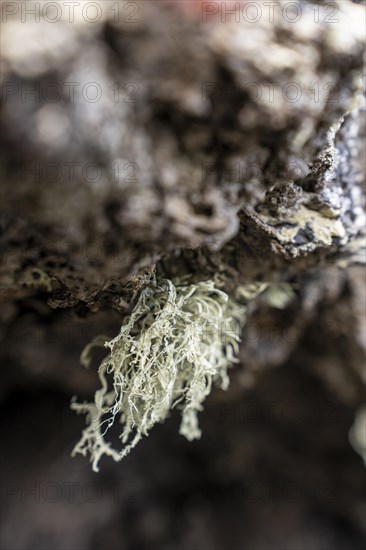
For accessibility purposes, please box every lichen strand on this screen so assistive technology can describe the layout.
[71,279,266,471]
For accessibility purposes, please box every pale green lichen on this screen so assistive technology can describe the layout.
[23,268,53,292]
[71,278,266,471]
[264,283,297,310]
[349,405,366,465]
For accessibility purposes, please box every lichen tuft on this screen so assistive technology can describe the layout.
[71,278,265,471]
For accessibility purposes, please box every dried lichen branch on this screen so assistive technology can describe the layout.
[71,279,267,471]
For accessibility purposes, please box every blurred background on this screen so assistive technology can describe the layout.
[1,1,365,549]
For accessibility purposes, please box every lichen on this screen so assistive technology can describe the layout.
[22,268,53,292]
[349,405,366,464]
[256,198,347,257]
[71,278,266,471]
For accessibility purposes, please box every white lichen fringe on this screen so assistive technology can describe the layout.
[71,279,265,472]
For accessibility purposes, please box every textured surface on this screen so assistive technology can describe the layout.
[0,1,365,548]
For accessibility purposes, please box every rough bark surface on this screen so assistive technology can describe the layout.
[0,1,365,549]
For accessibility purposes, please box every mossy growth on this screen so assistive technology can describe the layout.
[71,278,267,471]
